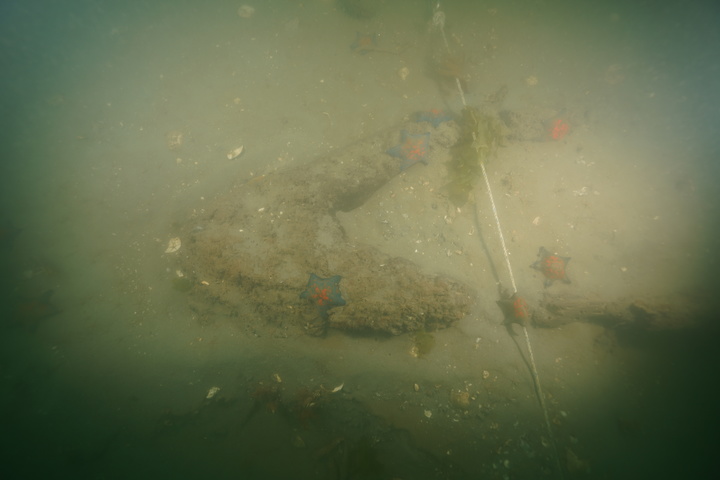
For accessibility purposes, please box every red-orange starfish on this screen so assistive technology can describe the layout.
[550,119,570,140]
[300,274,346,318]
[387,130,430,170]
[531,247,571,287]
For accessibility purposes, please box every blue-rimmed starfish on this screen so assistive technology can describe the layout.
[300,274,346,318]
[387,131,430,170]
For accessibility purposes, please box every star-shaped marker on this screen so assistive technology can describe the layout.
[531,247,571,287]
[300,274,346,318]
[413,109,455,128]
[386,131,430,170]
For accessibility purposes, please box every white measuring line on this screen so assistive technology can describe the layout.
[432,3,564,478]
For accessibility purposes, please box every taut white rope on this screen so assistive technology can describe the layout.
[432,3,563,478]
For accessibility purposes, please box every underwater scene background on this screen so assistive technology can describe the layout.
[1,1,719,478]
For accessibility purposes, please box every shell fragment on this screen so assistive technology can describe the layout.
[165,237,181,253]
[227,145,245,160]
[206,386,221,399]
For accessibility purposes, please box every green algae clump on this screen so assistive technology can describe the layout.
[444,107,504,206]
[412,330,436,358]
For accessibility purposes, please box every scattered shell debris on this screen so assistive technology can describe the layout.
[206,386,221,399]
[165,131,183,150]
[482,370,490,379]
[273,373,283,383]
[397,66,410,81]
[165,237,181,253]
[450,390,471,408]
[573,186,589,196]
[423,409,433,418]
[237,5,255,18]
[573,186,601,197]
[227,145,244,160]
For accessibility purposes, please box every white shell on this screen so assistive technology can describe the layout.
[227,145,244,160]
[165,237,181,253]
[206,386,221,399]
